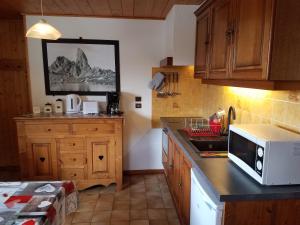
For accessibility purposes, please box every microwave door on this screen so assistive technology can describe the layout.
[229,132,257,171]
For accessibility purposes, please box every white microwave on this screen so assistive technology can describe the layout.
[228,124,300,185]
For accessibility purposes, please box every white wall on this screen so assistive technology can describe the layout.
[26,6,198,170]
[164,5,198,65]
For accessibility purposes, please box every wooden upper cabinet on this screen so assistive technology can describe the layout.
[208,0,232,79]
[230,0,272,80]
[195,8,211,78]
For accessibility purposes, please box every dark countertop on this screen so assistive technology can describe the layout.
[161,117,300,202]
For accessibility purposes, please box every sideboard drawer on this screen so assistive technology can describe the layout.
[59,138,85,151]
[60,153,86,168]
[72,123,115,135]
[25,124,70,136]
[61,168,85,180]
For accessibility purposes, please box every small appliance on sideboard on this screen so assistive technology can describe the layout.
[83,101,99,115]
[106,92,121,115]
[66,94,81,114]
[228,124,300,185]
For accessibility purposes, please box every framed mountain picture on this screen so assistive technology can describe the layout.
[41,38,120,96]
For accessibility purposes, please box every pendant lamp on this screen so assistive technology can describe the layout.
[26,0,61,40]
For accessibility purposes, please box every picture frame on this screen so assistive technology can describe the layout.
[42,38,120,96]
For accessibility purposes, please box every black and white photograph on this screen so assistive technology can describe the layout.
[42,38,120,95]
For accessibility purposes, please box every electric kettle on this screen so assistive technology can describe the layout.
[66,94,82,114]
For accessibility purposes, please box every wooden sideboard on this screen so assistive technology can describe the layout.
[14,114,123,191]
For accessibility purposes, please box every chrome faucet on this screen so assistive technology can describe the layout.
[227,106,236,133]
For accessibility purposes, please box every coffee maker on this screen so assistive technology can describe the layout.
[106,92,121,115]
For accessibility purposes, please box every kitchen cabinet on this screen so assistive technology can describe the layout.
[15,115,124,191]
[231,0,272,80]
[194,0,300,90]
[163,134,192,225]
[26,138,58,180]
[86,137,116,179]
[194,8,210,78]
[208,0,231,79]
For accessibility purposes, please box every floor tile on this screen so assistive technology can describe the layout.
[144,175,159,184]
[91,222,110,225]
[71,223,90,225]
[131,192,146,200]
[110,221,130,225]
[113,200,130,210]
[76,202,96,212]
[72,212,93,223]
[148,209,167,220]
[147,197,164,209]
[99,193,115,202]
[91,211,112,222]
[75,173,179,225]
[130,210,148,220]
[65,213,74,225]
[149,220,169,225]
[130,198,147,209]
[111,210,130,221]
[130,220,150,225]
[95,201,113,211]
[166,209,178,221]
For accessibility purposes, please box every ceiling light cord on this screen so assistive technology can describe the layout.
[41,0,44,17]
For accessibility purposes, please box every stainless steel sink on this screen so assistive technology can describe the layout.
[189,136,228,152]
[178,129,228,157]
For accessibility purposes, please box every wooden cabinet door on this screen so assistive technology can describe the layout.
[195,8,211,78]
[27,138,58,180]
[208,0,232,79]
[180,155,192,225]
[231,0,272,80]
[172,143,182,210]
[87,137,115,179]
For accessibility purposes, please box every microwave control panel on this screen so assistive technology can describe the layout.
[255,146,264,176]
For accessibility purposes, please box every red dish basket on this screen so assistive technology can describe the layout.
[183,120,222,137]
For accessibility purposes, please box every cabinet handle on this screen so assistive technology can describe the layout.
[39,157,45,162]
[47,128,52,132]
[73,173,77,177]
[73,158,76,161]
[88,128,98,131]
[72,143,76,146]
[98,155,104,160]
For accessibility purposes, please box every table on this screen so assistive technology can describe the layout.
[0,181,78,225]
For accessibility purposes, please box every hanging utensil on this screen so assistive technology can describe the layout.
[174,72,181,96]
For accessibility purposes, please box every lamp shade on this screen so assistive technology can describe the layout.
[26,19,61,40]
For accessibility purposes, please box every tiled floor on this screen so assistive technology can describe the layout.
[66,174,180,225]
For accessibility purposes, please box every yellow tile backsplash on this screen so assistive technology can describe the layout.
[152,66,300,132]
[199,84,300,132]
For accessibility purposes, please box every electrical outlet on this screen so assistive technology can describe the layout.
[135,96,142,102]
[135,103,142,108]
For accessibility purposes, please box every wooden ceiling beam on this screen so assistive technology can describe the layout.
[0,0,203,19]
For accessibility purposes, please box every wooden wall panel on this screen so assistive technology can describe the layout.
[0,19,31,167]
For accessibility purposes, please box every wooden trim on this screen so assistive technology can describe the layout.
[21,13,165,20]
[22,15,33,112]
[123,169,164,175]
[201,79,300,90]
[160,57,173,67]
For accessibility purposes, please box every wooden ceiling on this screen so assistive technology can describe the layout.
[0,0,203,19]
